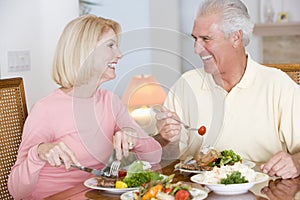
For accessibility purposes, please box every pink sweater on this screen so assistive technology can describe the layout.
[8,89,162,200]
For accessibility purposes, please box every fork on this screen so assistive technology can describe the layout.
[109,160,121,177]
[103,149,121,177]
[151,107,199,131]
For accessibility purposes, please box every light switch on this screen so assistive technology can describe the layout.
[7,50,31,72]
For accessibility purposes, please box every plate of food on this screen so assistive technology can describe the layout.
[84,177,138,194]
[178,149,255,174]
[120,174,208,200]
[190,162,269,195]
[84,160,164,194]
[120,188,208,200]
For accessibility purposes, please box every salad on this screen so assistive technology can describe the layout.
[134,174,194,200]
[181,149,243,172]
[208,149,242,167]
[115,161,163,189]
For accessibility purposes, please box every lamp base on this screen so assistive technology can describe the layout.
[130,107,157,135]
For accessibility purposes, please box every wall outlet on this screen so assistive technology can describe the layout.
[7,50,31,72]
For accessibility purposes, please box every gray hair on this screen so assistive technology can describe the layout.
[196,0,254,46]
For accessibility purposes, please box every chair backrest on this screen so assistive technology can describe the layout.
[264,63,300,85]
[0,77,28,200]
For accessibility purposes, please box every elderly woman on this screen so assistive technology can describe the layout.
[8,15,162,200]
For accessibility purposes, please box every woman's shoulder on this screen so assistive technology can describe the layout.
[30,89,68,110]
[95,88,118,99]
[94,89,122,105]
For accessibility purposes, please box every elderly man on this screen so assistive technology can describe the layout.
[155,0,300,179]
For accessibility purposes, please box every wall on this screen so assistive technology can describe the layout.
[179,0,262,71]
[148,0,182,91]
[88,0,153,97]
[179,0,300,71]
[89,0,182,96]
[259,0,300,23]
[0,0,79,109]
[1,0,299,110]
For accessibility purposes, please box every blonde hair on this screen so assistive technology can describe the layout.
[52,14,121,88]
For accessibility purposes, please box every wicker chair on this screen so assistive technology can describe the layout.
[264,63,300,85]
[0,77,28,200]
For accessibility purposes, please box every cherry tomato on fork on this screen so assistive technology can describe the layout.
[198,126,206,136]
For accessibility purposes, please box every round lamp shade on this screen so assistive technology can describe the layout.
[122,75,166,108]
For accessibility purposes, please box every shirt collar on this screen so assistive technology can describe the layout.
[200,54,258,90]
[200,70,216,90]
[235,54,258,89]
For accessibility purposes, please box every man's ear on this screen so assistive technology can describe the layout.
[231,30,243,47]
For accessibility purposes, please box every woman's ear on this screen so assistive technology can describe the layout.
[231,30,243,48]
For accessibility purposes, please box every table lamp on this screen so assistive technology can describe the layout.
[122,75,167,135]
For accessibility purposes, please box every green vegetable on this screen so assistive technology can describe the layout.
[138,174,174,198]
[123,161,163,187]
[126,160,145,175]
[209,149,241,167]
[220,171,248,185]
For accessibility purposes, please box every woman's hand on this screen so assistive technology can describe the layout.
[155,106,181,143]
[114,127,137,160]
[37,142,80,170]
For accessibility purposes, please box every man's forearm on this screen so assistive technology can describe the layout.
[153,134,180,160]
[153,134,170,147]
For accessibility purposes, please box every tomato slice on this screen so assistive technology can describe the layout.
[118,169,127,178]
[175,189,190,200]
[198,126,206,136]
[164,188,172,195]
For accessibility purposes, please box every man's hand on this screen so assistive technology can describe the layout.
[261,151,300,179]
[261,178,300,200]
[155,106,181,143]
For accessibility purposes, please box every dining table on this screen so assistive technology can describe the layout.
[44,159,300,200]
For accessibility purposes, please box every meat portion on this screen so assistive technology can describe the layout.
[95,176,117,188]
[181,163,213,171]
[195,149,220,166]
[181,149,221,171]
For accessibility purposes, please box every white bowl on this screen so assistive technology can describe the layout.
[191,172,269,195]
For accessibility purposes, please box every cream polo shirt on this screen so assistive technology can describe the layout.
[164,56,300,162]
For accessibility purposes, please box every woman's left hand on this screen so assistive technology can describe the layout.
[114,127,137,160]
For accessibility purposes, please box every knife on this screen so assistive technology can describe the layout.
[60,158,114,177]
[70,163,113,177]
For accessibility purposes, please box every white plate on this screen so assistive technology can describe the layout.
[191,172,269,195]
[84,174,167,194]
[242,160,256,168]
[178,160,255,174]
[84,177,138,194]
[120,188,208,200]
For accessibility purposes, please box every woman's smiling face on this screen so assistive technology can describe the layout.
[94,28,122,84]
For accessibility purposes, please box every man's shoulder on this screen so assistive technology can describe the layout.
[252,62,298,88]
[181,68,206,79]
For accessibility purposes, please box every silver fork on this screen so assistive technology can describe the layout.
[152,107,198,131]
[103,149,121,177]
[109,160,121,177]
